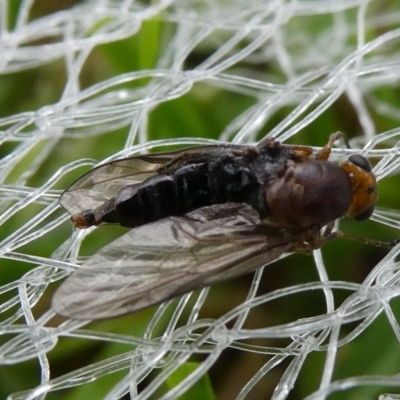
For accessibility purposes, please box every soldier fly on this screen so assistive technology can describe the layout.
[53,133,395,320]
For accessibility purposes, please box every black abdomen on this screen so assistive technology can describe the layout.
[113,159,265,228]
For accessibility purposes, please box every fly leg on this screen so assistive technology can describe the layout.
[317,131,350,161]
[324,231,400,249]
[289,145,313,160]
[310,223,400,249]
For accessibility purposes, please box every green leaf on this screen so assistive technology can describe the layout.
[164,362,217,400]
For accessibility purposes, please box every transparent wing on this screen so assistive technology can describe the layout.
[52,203,312,320]
[59,144,244,215]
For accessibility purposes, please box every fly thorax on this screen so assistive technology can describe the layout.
[265,160,353,227]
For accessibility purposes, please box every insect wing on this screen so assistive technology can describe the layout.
[59,144,240,216]
[52,204,299,320]
[60,154,179,216]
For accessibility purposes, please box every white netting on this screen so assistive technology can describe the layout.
[1,0,400,399]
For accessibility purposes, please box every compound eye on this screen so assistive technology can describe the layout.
[353,205,375,221]
[348,154,372,172]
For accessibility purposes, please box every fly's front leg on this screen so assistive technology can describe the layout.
[317,131,350,161]
[289,145,313,160]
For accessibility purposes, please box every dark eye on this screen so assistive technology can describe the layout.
[348,154,372,172]
[354,205,375,221]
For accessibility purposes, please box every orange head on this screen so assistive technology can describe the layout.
[340,154,377,221]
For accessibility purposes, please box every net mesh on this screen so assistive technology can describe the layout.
[1,0,400,399]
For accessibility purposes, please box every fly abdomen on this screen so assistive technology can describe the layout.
[114,158,264,228]
[114,163,211,228]
[173,163,211,212]
[115,174,180,228]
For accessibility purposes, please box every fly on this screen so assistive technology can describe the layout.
[52,133,397,320]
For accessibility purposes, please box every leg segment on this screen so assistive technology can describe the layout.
[317,131,349,161]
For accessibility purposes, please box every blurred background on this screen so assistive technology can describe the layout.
[1,0,400,399]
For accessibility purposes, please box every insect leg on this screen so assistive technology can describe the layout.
[317,131,350,161]
[320,230,400,249]
[289,146,313,159]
